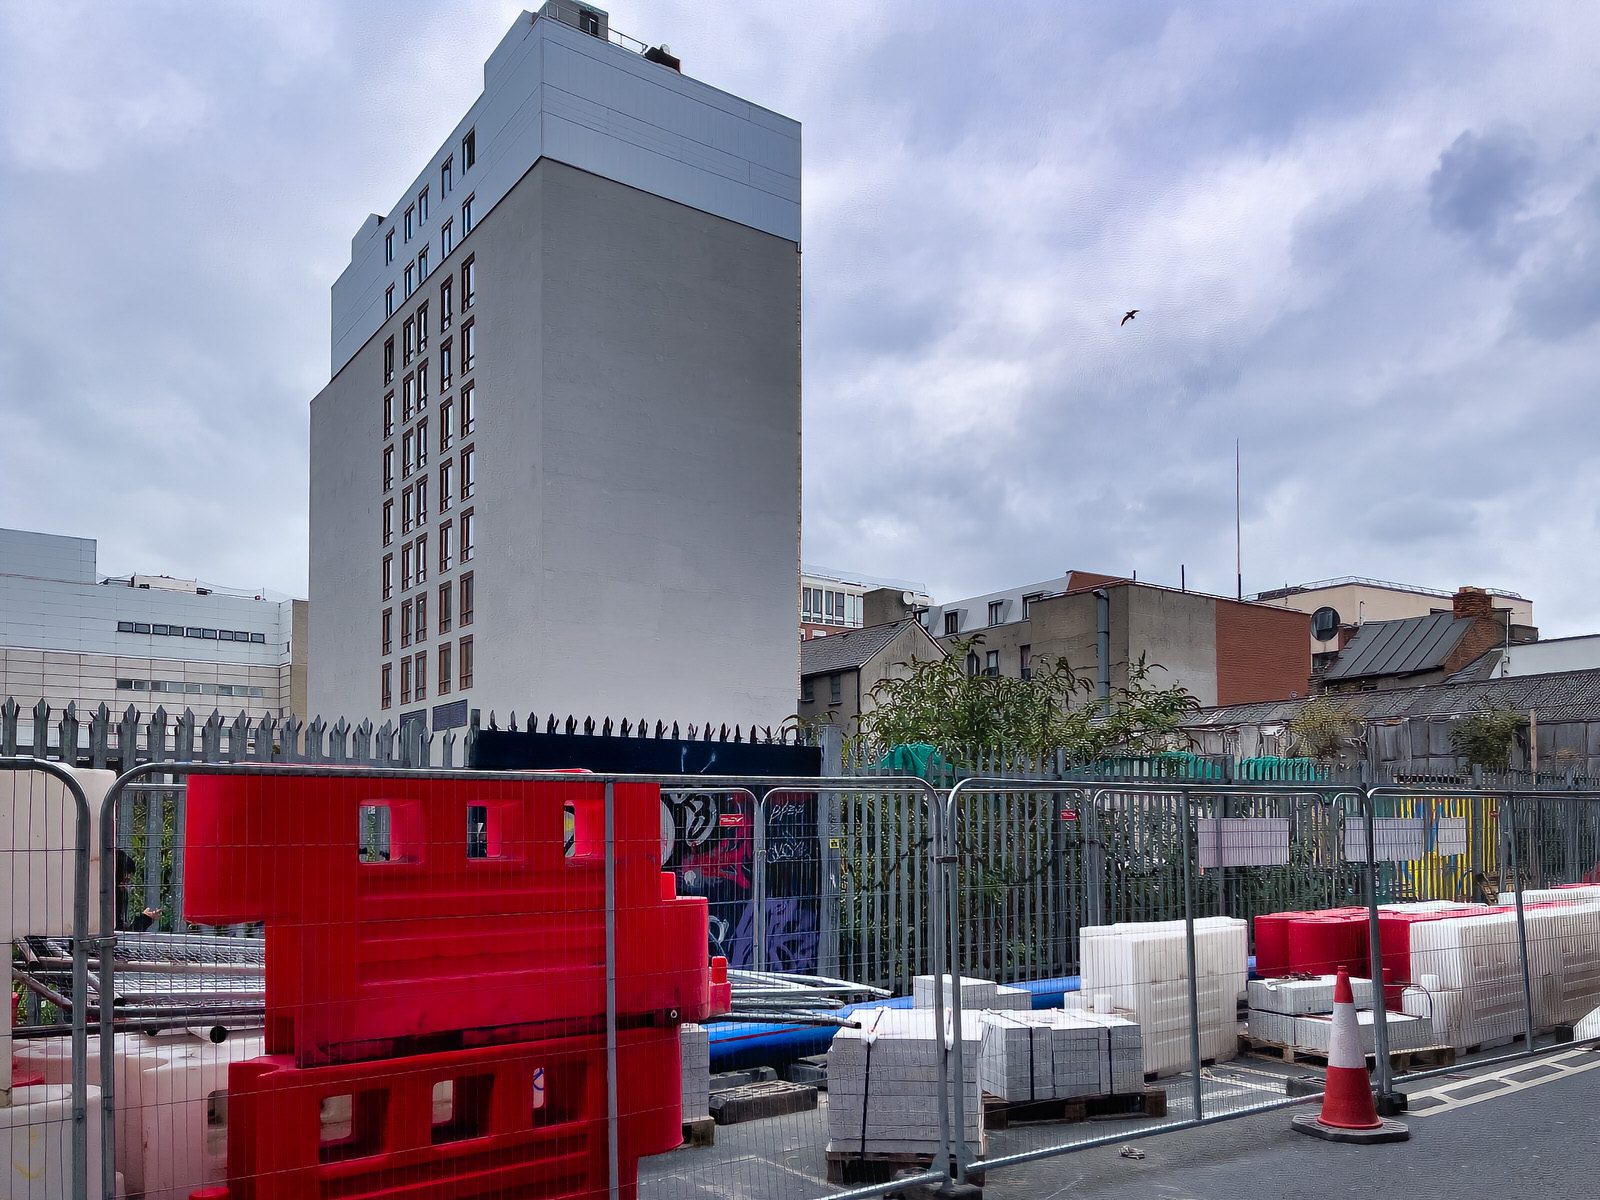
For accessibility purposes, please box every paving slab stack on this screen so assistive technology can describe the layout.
[680,1024,710,1123]
[977,1009,1143,1103]
[1246,975,1378,1048]
[912,974,1031,1012]
[1079,917,1248,1077]
[827,1008,985,1160]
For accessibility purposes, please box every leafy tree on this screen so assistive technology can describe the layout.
[851,636,1201,769]
[1286,695,1359,762]
[1449,703,1527,771]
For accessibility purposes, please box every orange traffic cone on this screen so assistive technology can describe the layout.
[1292,967,1409,1143]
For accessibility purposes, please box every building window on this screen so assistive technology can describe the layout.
[944,611,959,636]
[401,599,413,647]
[801,677,814,703]
[417,246,429,281]
[985,650,999,677]
[459,635,474,688]
[460,446,475,499]
[402,544,414,591]
[988,601,1004,626]
[441,156,452,195]
[462,193,476,234]
[460,508,475,561]
[442,218,453,256]
[463,257,475,307]
[382,609,392,655]
[384,337,395,383]
[829,675,842,705]
[382,554,394,600]
[461,383,475,434]
[418,187,429,225]
[415,534,428,584]
[402,430,415,478]
[385,285,395,317]
[440,342,452,389]
[404,262,415,297]
[966,652,980,676]
[401,656,412,705]
[440,278,453,328]
[1023,593,1041,619]
[463,321,475,370]
[440,520,454,572]
[417,418,429,469]
[381,663,392,709]
[382,500,394,546]
[404,205,414,242]
[383,392,395,437]
[439,400,453,450]
[416,592,428,640]
[1020,645,1033,680]
[417,302,429,351]
[382,446,395,490]
[416,475,429,524]
[416,363,429,409]
[438,459,453,510]
[402,486,414,533]
[462,128,475,171]
[460,571,474,625]
[414,651,427,701]
[404,318,416,364]
[385,229,394,264]
[438,642,452,695]
[403,374,415,420]
[439,581,453,633]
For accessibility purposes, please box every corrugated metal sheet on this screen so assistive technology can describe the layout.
[1322,611,1469,681]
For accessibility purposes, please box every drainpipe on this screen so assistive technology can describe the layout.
[1094,588,1111,712]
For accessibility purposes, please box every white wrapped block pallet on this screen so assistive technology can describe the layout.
[131,1031,267,1200]
[1292,1011,1434,1055]
[680,1024,710,1121]
[2,1083,108,1199]
[827,1009,984,1157]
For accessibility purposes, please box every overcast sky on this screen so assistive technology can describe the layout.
[4,2,1599,630]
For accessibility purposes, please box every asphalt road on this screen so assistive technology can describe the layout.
[988,1049,1600,1199]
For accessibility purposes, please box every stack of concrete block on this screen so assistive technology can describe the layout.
[680,1024,710,1122]
[1246,975,1376,1047]
[912,974,1031,1012]
[1080,917,1247,1076]
[827,1008,985,1159]
[978,1009,1145,1103]
[1062,1008,1145,1094]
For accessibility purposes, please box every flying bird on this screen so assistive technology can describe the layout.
[1121,309,1138,326]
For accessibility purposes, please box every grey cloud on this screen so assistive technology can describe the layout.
[1427,128,1538,264]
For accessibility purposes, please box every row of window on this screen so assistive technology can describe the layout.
[116,621,268,644]
[381,636,474,709]
[382,445,475,526]
[801,675,845,705]
[384,261,474,384]
[963,646,1033,678]
[384,197,477,316]
[801,587,857,626]
[381,128,475,283]
[381,510,474,600]
[381,574,475,656]
[938,594,1044,636]
[114,679,268,698]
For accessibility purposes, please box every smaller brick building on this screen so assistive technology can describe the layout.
[1317,586,1534,694]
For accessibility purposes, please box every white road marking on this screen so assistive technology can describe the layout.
[1408,1051,1600,1117]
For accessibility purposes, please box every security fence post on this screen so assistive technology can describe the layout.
[1179,788,1204,1121]
[1505,792,1538,1052]
[1361,784,1401,1114]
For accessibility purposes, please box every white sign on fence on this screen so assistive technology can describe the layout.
[1196,817,1291,868]
[1434,817,1469,857]
[1344,817,1427,863]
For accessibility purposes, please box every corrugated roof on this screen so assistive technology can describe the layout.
[801,619,925,677]
[1321,611,1469,681]
[1187,668,1600,728]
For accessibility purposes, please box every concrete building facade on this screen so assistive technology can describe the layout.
[309,4,802,732]
[885,574,1309,708]
[0,527,304,718]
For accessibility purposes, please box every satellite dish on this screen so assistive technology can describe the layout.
[902,591,918,606]
[1311,606,1341,643]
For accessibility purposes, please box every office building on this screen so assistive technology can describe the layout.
[800,565,929,641]
[309,3,802,731]
[0,527,305,719]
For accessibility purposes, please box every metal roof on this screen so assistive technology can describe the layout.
[801,619,929,678]
[1321,612,1470,681]
[1187,667,1600,728]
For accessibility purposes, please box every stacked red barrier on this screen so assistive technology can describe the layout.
[184,773,725,1200]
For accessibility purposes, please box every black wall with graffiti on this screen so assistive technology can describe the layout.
[470,729,824,972]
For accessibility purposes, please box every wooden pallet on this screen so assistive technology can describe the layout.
[824,1150,985,1188]
[680,1116,715,1149]
[982,1087,1167,1131]
[1239,1032,1455,1072]
[1146,1058,1213,1083]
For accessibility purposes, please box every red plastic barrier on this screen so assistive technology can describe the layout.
[193,1029,680,1200]
[1253,911,1314,979]
[183,774,719,1065]
[1286,911,1369,977]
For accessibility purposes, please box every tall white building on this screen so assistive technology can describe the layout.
[309,3,802,733]
[0,527,305,719]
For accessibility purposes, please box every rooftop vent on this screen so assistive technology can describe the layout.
[645,45,681,71]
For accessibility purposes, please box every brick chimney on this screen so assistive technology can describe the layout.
[1452,587,1495,621]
